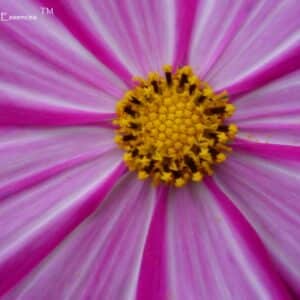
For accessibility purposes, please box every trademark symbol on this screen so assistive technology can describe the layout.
[40,7,54,15]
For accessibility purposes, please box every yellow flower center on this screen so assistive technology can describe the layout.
[113,65,237,187]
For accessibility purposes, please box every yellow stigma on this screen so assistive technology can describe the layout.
[113,65,238,187]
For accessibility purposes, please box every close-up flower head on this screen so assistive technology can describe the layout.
[0,0,300,299]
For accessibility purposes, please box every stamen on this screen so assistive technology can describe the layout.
[130,97,142,105]
[189,84,196,95]
[124,105,136,116]
[165,72,172,86]
[151,80,160,93]
[114,65,238,187]
[179,73,188,88]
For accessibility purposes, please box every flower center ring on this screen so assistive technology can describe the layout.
[114,65,237,187]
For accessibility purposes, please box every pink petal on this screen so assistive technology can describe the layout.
[0,0,126,120]
[0,150,125,297]
[205,0,300,95]
[0,37,120,124]
[214,143,300,296]
[165,182,292,299]
[0,105,116,126]
[41,0,177,78]
[173,0,198,67]
[136,186,169,300]
[0,126,117,200]
[188,0,255,78]
[38,0,133,85]
[232,70,300,145]
[3,175,156,300]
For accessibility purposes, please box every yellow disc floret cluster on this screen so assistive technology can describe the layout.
[113,65,237,187]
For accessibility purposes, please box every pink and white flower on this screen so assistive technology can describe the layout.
[0,0,300,299]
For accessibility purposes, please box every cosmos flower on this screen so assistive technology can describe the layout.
[0,0,300,299]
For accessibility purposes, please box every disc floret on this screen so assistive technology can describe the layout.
[114,65,237,187]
